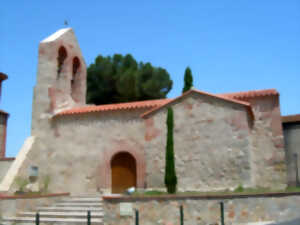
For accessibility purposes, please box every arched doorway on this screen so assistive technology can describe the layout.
[111,152,137,193]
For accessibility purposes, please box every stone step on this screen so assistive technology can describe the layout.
[2,217,103,224]
[19,211,104,218]
[38,206,103,212]
[55,202,102,207]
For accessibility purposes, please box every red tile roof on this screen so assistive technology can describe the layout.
[141,89,254,119]
[55,88,276,118]
[282,114,300,123]
[220,89,278,100]
[56,99,171,116]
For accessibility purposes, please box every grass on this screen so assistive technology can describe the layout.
[285,186,300,192]
[132,186,300,196]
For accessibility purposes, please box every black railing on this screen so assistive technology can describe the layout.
[180,205,184,225]
[87,210,91,225]
[135,209,139,225]
[35,212,39,225]
[220,202,225,225]
[33,203,225,225]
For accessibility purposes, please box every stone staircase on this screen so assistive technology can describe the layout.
[2,196,104,224]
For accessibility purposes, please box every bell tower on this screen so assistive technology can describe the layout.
[31,28,87,136]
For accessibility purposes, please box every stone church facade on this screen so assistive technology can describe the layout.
[0,28,290,194]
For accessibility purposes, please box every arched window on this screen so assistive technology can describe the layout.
[57,46,67,78]
[71,57,80,101]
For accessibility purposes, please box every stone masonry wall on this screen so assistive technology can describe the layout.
[0,193,68,218]
[4,109,148,194]
[3,94,287,194]
[247,96,287,189]
[0,113,7,158]
[144,93,253,191]
[102,194,300,225]
[283,122,300,186]
[4,93,255,194]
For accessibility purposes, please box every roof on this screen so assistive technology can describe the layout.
[0,72,8,81]
[220,89,278,100]
[55,88,277,119]
[141,89,254,119]
[41,28,72,43]
[56,99,171,116]
[0,110,9,116]
[282,114,300,124]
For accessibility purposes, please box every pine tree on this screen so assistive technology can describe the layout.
[86,54,173,105]
[182,66,193,93]
[164,107,177,193]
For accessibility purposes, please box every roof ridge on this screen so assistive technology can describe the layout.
[55,99,171,116]
[141,89,253,119]
[220,88,278,99]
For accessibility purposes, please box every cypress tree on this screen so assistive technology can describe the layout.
[182,67,193,93]
[164,107,177,193]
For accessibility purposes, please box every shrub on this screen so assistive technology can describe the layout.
[14,177,29,193]
[234,184,244,193]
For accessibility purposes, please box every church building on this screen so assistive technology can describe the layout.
[0,28,292,194]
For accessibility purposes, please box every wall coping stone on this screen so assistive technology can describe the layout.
[103,192,300,202]
[0,192,69,200]
[0,157,15,161]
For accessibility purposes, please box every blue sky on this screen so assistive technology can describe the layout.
[1,1,300,157]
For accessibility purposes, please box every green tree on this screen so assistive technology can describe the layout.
[164,107,177,193]
[86,54,173,105]
[182,66,193,93]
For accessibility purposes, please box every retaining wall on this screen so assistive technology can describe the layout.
[0,193,69,218]
[103,193,300,225]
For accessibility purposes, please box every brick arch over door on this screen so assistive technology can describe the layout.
[99,147,146,191]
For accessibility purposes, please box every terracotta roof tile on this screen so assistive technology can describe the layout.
[141,89,254,119]
[55,99,171,116]
[220,89,278,100]
[282,114,300,123]
[55,88,277,118]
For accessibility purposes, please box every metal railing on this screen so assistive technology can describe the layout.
[33,203,226,225]
[134,202,226,225]
[35,210,92,225]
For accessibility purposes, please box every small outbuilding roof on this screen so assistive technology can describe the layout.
[282,114,300,124]
[0,110,9,116]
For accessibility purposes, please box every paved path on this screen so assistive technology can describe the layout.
[270,218,300,225]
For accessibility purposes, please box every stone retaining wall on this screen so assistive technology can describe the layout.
[102,193,300,225]
[0,193,69,218]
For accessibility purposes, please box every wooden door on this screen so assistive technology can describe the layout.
[111,152,137,193]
